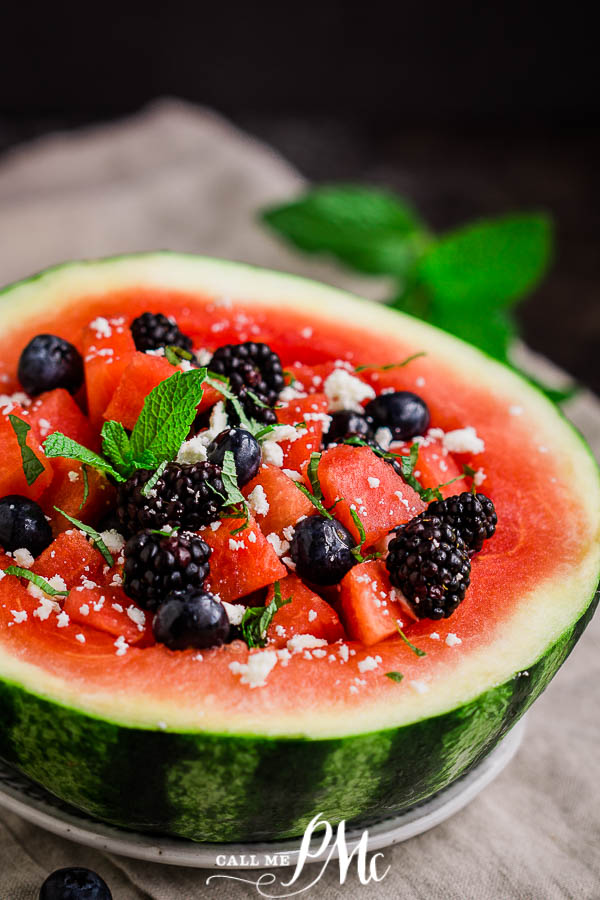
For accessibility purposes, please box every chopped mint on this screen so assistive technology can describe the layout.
[164,345,194,366]
[396,623,426,657]
[294,453,333,519]
[355,352,426,373]
[348,508,382,563]
[8,414,45,486]
[53,507,114,567]
[221,451,246,507]
[240,581,292,649]
[206,374,260,435]
[140,460,168,498]
[79,464,90,510]
[4,567,68,598]
[385,671,404,683]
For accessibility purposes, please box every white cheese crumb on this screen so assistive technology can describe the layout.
[68,470,80,483]
[367,476,381,489]
[126,605,146,631]
[357,655,381,673]
[282,525,296,542]
[229,538,246,551]
[10,609,27,624]
[323,369,375,412]
[266,533,290,557]
[442,426,485,455]
[13,548,34,568]
[300,326,313,338]
[31,595,61,620]
[338,644,350,662]
[75,633,86,644]
[282,468,303,481]
[308,609,317,622]
[247,484,269,517]
[176,401,228,464]
[473,468,487,486]
[445,632,462,647]
[100,529,126,554]
[229,650,278,687]
[56,611,70,628]
[429,632,440,640]
[114,635,129,656]
[79,604,90,616]
[223,601,246,626]
[248,530,257,543]
[281,556,296,570]
[89,316,112,338]
[287,634,328,653]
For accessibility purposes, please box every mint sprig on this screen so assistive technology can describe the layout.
[4,567,69,598]
[8,414,45,486]
[43,432,125,481]
[262,187,571,404]
[240,581,292,649]
[396,623,426,657]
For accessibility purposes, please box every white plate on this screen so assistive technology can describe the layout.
[0,716,526,868]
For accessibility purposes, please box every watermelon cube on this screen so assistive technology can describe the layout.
[413,440,469,498]
[340,560,410,646]
[29,388,98,450]
[265,574,345,647]
[40,461,115,534]
[0,403,53,500]
[82,319,136,430]
[318,445,425,547]
[33,530,105,588]
[276,393,329,472]
[243,464,314,537]
[64,586,154,646]
[203,514,287,603]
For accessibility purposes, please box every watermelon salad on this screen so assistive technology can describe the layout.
[0,253,598,842]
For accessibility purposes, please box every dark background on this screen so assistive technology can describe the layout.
[0,4,598,390]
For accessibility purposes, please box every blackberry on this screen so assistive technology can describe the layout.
[208,341,284,424]
[153,589,230,650]
[116,462,225,535]
[122,529,211,611]
[130,312,193,353]
[427,492,497,554]
[386,514,471,620]
[18,334,84,396]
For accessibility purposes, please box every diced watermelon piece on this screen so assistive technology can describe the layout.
[0,403,53,500]
[82,319,136,430]
[32,530,105,588]
[40,461,115,534]
[64,586,154,646]
[0,551,14,570]
[103,352,175,429]
[276,393,329,472]
[265,574,345,647]
[242,464,314,537]
[413,440,469,498]
[285,363,321,393]
[203,515,287,603]
[29,388,98,450]
[340,560,409,646]
[318,445,425,547]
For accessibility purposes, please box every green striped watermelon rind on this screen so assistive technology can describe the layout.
[0,583,596,842]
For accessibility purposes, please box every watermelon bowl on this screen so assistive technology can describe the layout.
[0,252,598,844]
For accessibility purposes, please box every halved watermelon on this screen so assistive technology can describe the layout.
[0,254,598,845]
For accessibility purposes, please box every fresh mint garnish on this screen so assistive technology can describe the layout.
[53,507,114,567]
[385,671,404,683]
[396,623,426,657]
[262,187,569,404]
[240,581,292,649]
[43,433,125,482]
[348,508,382,563]
[4,567,68,598]
[355,352,426,373]
[8,414,45,486]
[221,450,246,507]
[79,464,90,510]
[206,374,261,436]
[164,345,194,366]
[294,452,334,519]
[140,460,168,498]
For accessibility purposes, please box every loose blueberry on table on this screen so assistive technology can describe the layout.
[39,866,112,900]
[1,311,497,664]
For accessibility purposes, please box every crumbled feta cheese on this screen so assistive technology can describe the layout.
[79,604,90,616]
[56,611,70,628]
[127,605,146,631]
[31,595,61,620]
[114,635,129,656]
[229,650,278,687]
[300,326,313,339]
[374,427,393,450]
[281,556,296,570]
[473,468,487,486]
[367,476,380,489]
[229,538,246,551]
[247,484,269,517]
[282,468,302,481]
[442,427,484,455]
[357,655,382,673]
[266,533,290,557]
[89,316,112,338]
[100,529,126,554]
[323,369,375,412]
[177,401,228,464]
[429,632,440,640]
[75,633,86,644]
[10,609,27,624]
[223,601,245,626]
[308,609,317,622]
[13,548,34,568]
[282,525,295,542]
[338,644,349,662]
[445,632,462,647]
[68,470,80,483]
[287,634,328,653]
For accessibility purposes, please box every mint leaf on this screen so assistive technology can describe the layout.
[419,214,552,310]
[262,185,429,276]
[129,368,206,466]
[101,420,135,475]
[348,508,382,563]
[44,433,125,482]
[4,566,68,598]
[8,414,45,486]
[294,483,334,519]
[221,450,246,507]
[306,452,323,502]
[397,623,426,657]
[79,465,90,510]
[165,345,194,366]
[140,460,167,498]
[355,352,426,373]
[53,507,114,566]
[240,581,292,649]
[385,671,404,683]
[206,375,261,435]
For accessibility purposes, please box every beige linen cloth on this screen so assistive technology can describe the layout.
[0,100,598,900]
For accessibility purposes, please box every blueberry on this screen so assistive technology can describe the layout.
[0,495,53,557]
[18,334,84,396]
[153,589,230,650]
[364,391,430,441]
[290,515,356,585]
[206,428,261,486]
[322,410,374,447]
[39,866,112,900]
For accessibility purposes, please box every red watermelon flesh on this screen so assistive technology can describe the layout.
[318,445,426,547]
[32,530,105,589]
[203,515,287,603]
[340,560,411,646]
[28,389,97,450]
[265,574,345,647]
[64,587,154,646]
[242,465,314,538]
[103,352,175,429]
[83,319,136,430]
[40,462,115,535]
[407,439,470,498]
[0,402,53,500]
[275,393,329,473]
